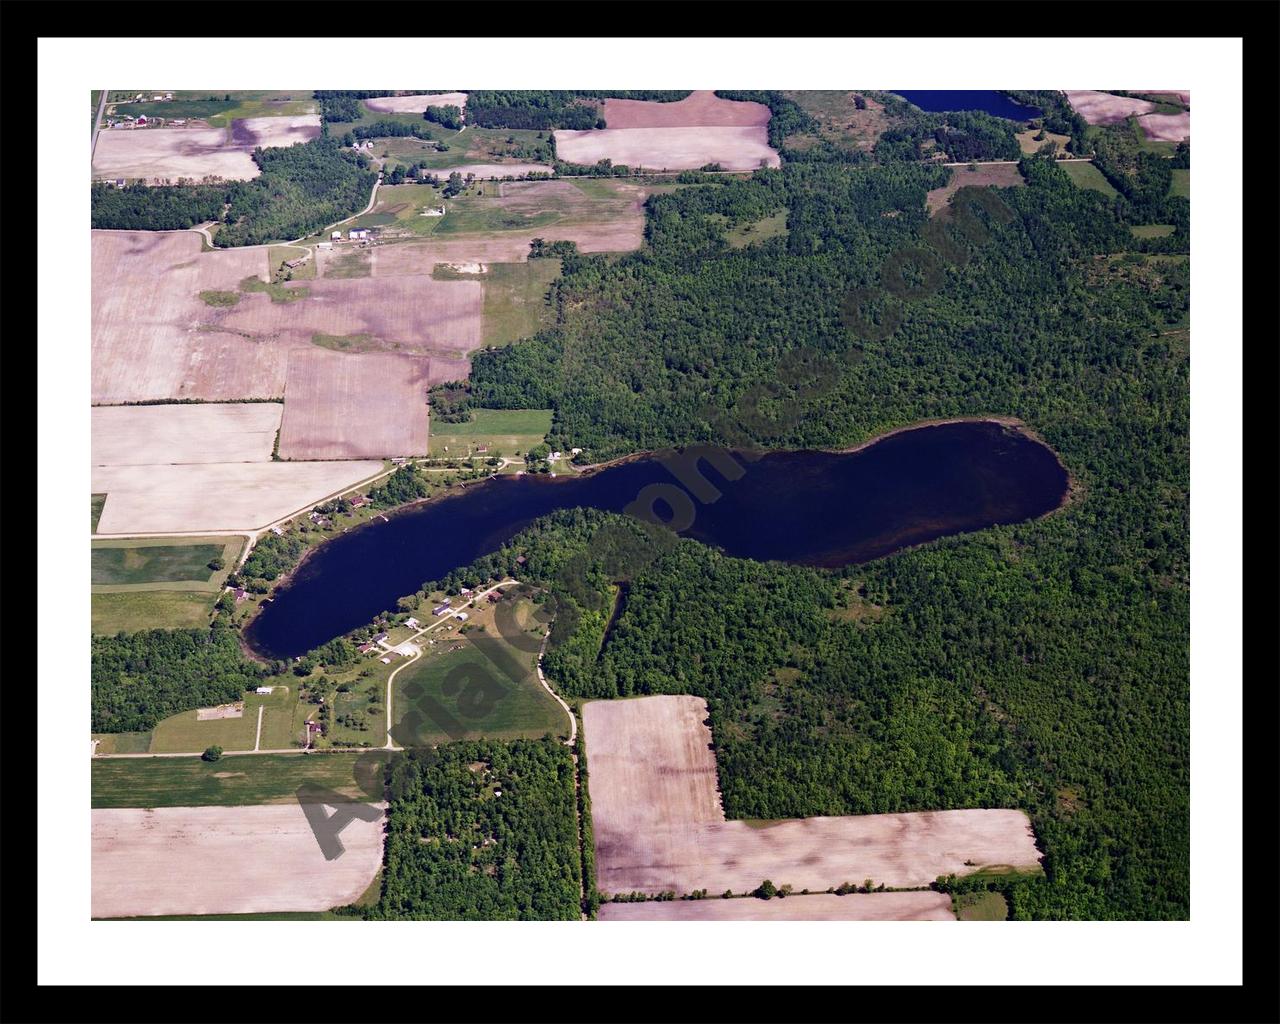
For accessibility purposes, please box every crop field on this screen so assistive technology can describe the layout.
[1136,111,1190,142]
[278,349,433,461]
[91,404,282,465]
[220,275,483,360]
[92,804,385,918]
[91,539,226,587]
[555,126,779,171]
[583,695,1043,898]
[599,91,770,129]
[363,92,469,114]
[92,591,216,634]
[93,127,260,182]
[441,162,553,179]
[92,231,274,403]
[598,891,956,921]
[1062,161,1120,198]
[1064,90,1156,125]
[429,408,553,457]
[228,114,321,148]
[925,163,1025,215]
[90,460,382,533]
[91,752,384,808]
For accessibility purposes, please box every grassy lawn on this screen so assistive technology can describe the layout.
[1062,161,1120,198]
[429,408,552,457]
[1170,168,1190,199]
[91,494,106,533]
[955,891,1009,920]
[91,751,384,807]
[92,732,153,755]
[91,541,224,587]
[91,536,243,593]
[1130,224,1176,239]
[149,687,299,754]
[92,591,215,634]
[389,607,566,746]
[330,680,387,747]
[725,209,788,249]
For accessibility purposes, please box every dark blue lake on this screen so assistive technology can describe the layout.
[891,91,1042,120]
[244,421,1068,659]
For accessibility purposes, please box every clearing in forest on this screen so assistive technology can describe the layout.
[925,163,1025,215]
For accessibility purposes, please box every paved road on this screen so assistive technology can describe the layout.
[91,89,108,160]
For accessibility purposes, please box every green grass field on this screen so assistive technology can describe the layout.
[477,261,561,347]
[91,542,224,586]
[268,245,316,281]
[148,687,298,754]
[92,591,216,634]
[329,681,387,747]
[92,732,153,755]
[349,183,445,236]
[372,127,551,172]
[91,494,106,533]
[725,209,789,249]
[91,751,384,807]
[390,634,566,745]
[1130,224,1176,239]
[955,891,1009,921]
[430,408,552,457]
[1062,161,1120,198]
[107,91,316,127]
[323,251,373,278]
[1170,168,1190,199]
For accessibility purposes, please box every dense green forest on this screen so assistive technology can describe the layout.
[441,153,1189,919]
[91,627,272,732]
[463,90,691,130]
[367,739,582,920]
[91,137,376,243]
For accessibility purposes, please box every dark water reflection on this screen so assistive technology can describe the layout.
[244,421,1068,658]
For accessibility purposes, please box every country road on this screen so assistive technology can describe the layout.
[92,89,108,159]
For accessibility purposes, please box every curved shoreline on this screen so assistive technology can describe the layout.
[241,417,1073,654]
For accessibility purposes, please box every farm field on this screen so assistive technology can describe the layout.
[599,91,770,129]
[925,163,1025,215]
[598,891,957,921]
[583,696,1043,898]
[91,591,216,634]
[472,261,561,347]
[363,92,469,114]
[91,494,106,533]
[106,91,316,127]
[92,732,153,756]
[92,804,384,918]
[555,126,779,172]
[91,537,236,588]
[93,114,320,183]
[91,404,282,465]
[93,127,259,183]
[1136,111,1190,142]
[1064,90,1156,125]
[1062,160,1120,198]
[278,349,433,461]
[955,891,1009,921]
[429,408,553,457]
[370,128,551,175]
[90,460,382,533]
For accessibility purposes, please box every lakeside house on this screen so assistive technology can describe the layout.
[404,617,421,629]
